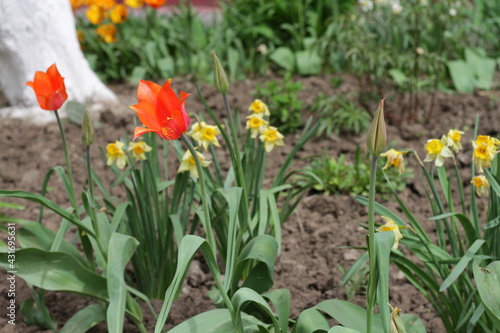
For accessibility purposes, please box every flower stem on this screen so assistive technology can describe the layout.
[181,134,217,254]
[54,110,77,211]
[366,155,378,333]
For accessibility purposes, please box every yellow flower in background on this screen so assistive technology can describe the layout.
[472,135,500,173]
[380,149,408,176]
[259,126,284,152]
[424,136,453,167]
[86,4,107,24]
[177,150,211,178]
[77,30,85,43]
[246,114,269,139]
[96,23,117,43]
[88,0,115,9]
[128,141,152,161]
[471,175,490,197]
[125,0,144,8]
[106,141,126,169]
[109,4,128,24]
[446,129,464,153]
[188,121,221,151]
[70,0,87,10]
[376,216,403,250]
[249,99,270,116]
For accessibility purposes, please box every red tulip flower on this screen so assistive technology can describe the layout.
[131,79,191,141]
[26,64,68,111]
[144,0,167,9]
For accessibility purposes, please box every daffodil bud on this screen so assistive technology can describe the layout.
[81,111,95,147]
[367,98,387,156]
[212,52,229,95]
[389,305,407,333]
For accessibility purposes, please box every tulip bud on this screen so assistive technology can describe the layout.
[212,52,229,95]
[81,111,95,147]
[367,98,387,156]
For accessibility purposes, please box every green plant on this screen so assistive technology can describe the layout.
[351,120,500,332]
[311,94,371,137]
[338,263,369,301]
[447,47,497,93]
[255,73,305,134]
[296,147,412,196]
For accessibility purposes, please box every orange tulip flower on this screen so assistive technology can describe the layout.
[26,64,68,111]
[131,79,190,141]
[145,0,167,9]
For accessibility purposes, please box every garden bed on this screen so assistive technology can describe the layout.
[0,74,498,332]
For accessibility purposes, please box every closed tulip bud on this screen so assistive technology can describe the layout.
[81,111,95,147]
[367,98,387,156]
[212,52,229,95]
[389,305,406,333]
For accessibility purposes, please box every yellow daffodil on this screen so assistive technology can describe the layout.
[259,126,284,152]
[249,99,270,116]
[376,216,403,250]
[446,129,464,153]
[380,149,408,176]
[246,114,269,139]
[125,0,144,8]
[128,141,152,161]
[106,141,126,169]
[471,175,490,197]
[86,4,107,24]
[109,4,128,24]
[96,23,117,43]
[472,135,500,173]
[188,121,221,151]
[424,136,453,167]
[177,150,211,178]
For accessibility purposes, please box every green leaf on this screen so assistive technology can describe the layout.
[447,60,475,93]
[0,201,25,210]
[473,259,500,327]
[294,308,330,333]
[328,327,361,333]
[375,231,395,333]
[388,69,408,86]
[106,233,139,332]
[270,47,295,72]
[65,101,86,126]
[236,235,278,294]
[439,240,485,292]
[232,287,281,331]
[0,249,107,299]
[168,308,265,333]
[20,298,57,330]
[61,304,106,333]
[264,289,290,333]
[465,48,496,90]
[0,190,94,237]
[429,213,478,247]
[296,50,321,75]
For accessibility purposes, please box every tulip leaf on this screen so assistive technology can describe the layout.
[0,248,107,299]
[60,304,106,333]
[106,233,139,332]
[473,259,500,327]
[294,308,330,333]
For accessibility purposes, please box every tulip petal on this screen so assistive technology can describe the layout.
[133,127,158,141]
[131,101,161,131]
[137,80,161,104]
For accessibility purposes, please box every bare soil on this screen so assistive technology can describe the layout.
[0,74,498,332]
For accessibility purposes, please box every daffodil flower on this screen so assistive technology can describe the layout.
[424,136,453,167]
[472,135,500,173]
[128,141,152,161]
[471,175,490,197]
[177,150,211,178]
[259,126,284,152]
[446,129,464,153]
[249,99,270,116]
[376,216,403,250]
[187,121,221,151]
[106,140,127,169]
[380,149,408,175]
[246,114,269,139]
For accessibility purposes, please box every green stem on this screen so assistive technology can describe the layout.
[86,146,95,202]
[181,134,217,254]
[54,110,77,212]
[366,155,378,333]
[222,94,251,234]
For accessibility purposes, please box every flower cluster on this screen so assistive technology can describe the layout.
[106,140,152,169]
[71,0,168,43]
[246,99,284,152]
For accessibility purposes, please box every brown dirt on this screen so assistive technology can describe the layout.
[0,74,498,332]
